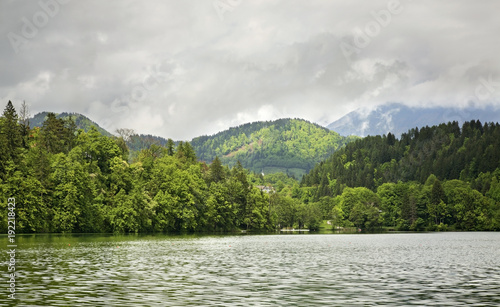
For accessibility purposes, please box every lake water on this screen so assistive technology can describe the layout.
[3,232,500,306]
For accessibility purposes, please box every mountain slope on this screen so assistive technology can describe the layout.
[191,118,357,178]
[30,112,172,153]
[327,103,500,137]
[28,112,356,178]
[304,120,500,194]
[30,112,112,137]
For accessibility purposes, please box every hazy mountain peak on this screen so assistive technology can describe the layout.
[327,103,500,137]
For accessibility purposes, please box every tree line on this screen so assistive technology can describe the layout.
[0,101,278,233]
[3,99,500,233]
[299,120,500,231]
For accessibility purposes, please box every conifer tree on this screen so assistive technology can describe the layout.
[210,156,225,183]
[19,101,30,148]
[166,138,175,156]
[182,142,197,163]
[40,113,76,154]
[0,101,23,177]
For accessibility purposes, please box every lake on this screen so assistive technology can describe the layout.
[3,232,500,306]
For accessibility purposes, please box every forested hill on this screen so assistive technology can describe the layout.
[191,118,358,178]
[30,112,112,137]
[303,120,500,195]
[27,113,357,177]
[30,112,172,157]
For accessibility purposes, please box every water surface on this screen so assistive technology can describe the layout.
[3,232,500,306]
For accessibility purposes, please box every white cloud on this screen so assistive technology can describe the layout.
[0,0,499,139]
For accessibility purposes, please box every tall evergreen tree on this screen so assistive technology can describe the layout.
[166,138,175,156]
[0,101,23,177]
[182,142,197,163]
[210,156,225,183]
[19,100,31,149]
[39,113,76,154]
[431,179,445,206]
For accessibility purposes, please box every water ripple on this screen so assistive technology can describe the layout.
[3,232,500,306]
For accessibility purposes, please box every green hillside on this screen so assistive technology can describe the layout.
[30,112,171,158]
[303,120,500,193]
[191,118,358,178]
[28,113,356,178]
[30,112,112,137]
[299,120,500,231]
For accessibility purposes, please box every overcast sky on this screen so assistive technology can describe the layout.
[1,0,499,140]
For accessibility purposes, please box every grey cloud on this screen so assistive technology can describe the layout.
[0,0,499,140]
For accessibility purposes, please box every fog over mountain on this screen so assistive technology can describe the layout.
[327,103,500,137]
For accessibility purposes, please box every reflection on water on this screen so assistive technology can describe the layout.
[3,232,500,306]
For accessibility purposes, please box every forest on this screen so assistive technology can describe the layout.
[0,101,280,233]
[1,100,500,233]
[300,121,500,231]
[190,118,357,178]
[30,111,112,137]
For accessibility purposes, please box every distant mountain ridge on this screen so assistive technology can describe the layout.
[327,103,500,137]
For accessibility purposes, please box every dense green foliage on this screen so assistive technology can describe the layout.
[30,112,112,137]
[300,121,500,231]
[191,118,357,178]
[5,102,500,233]
[126,134,172,162]
[303,121,500,190]
[31,112,176,164]
[127,134,169,152]
[30,114,358,180]
[0,102,277,233]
